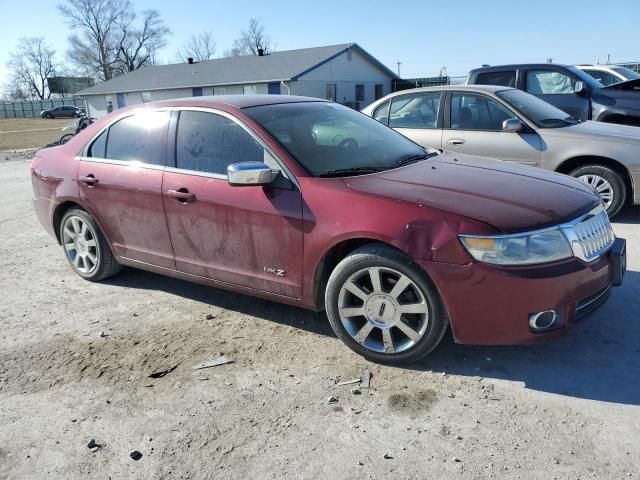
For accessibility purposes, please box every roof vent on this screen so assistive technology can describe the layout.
[258,48,264,57]
[188,57,194,64]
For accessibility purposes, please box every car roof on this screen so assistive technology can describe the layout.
[373,84,515,99]
[141,94,328,111]
[469,63,572,73]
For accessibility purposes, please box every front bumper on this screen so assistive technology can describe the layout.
[420,238,626,345]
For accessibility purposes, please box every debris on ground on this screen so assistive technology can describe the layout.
[351,388,362,395]
[361,369,371,389]
[383,453,393,459]
[148,365,178,379]
[87,439,101,452]
[327,396,338,404]
[129,450,143,461]
[205,313,216,320]
[192,356,234,370]
[99,331,109,338]
[336,378,360,386]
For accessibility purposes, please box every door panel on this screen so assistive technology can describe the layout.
[78,161,175,268]
[444,91,542,166]
[162,172,303,298]
[388,91,443,149]
[395,127,443,150]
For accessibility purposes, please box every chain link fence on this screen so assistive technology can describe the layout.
[0,98,87,118]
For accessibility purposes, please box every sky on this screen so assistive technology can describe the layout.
[0,0,638,88]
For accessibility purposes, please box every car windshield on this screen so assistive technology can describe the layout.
[611,67,640,81]
[243,102,432,177]
[496,89,579,128]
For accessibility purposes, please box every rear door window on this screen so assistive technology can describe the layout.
[103,111,170,165]
[88,130,107,158]
[475,71,517,87]
[372,100,390,125]
[388,92,441,129]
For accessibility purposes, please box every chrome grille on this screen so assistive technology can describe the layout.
[561,205,615,262]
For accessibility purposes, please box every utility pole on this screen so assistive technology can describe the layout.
[397,61,402,77]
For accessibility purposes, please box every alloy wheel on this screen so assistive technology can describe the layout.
[337,267,429,354]
[577,174,614,209]
[62,215,100,274]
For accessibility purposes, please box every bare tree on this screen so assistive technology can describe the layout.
[6,37,57,100]
[225,18,274,57]
[178,32,217,62]
[115,9,170,74]
[58,0,170,80]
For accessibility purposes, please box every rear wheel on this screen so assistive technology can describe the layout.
[59,133,74,145]
[60,208,121,281]
[325,244,448,364]
[44,112,53,119]
[569,165,626,217]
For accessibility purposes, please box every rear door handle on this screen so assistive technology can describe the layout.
[167,188,197,203]
[79,174,99,186]
[447,138,465,145]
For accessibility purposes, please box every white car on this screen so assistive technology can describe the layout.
[576,64,640,86]
[362,85,640,217]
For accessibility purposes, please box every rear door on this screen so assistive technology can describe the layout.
[523,68,590,121]
[78,110,175,268]
[162,109,304,298]
[372,91,443,149]
[441,91,542,166]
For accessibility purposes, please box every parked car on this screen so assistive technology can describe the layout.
[576,64,640,86]
[40,105,86,119]
[466,63,640,127]
[31,95,626,364]
[362,85,640,217]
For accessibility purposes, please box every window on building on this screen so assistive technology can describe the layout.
[450,93,512,131]
[355,85,365,103]
[176,111,265,175]
[326,84,337,101]
[243,85,258,94]
[375,84,384,100]
[192,87,203,96]
[141,92,152,102]
[213,87,226,95]
[388,92,441,129]
[475,71,517,87]
[525,70,576,95]
[101,111,170,165]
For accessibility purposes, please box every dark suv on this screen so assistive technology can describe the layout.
[467,64,640,127]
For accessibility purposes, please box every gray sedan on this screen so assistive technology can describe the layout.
[362,85,640,217]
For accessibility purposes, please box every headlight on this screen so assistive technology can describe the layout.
[459,229,573,265]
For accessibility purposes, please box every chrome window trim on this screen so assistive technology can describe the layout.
[76,156,166,171]
[459,203,615,263]
[171,106,298,187]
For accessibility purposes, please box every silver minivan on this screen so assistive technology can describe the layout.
[362,85,640,217]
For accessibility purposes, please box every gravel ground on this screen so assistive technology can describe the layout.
[1,155,639,480]
[0,118,70,151]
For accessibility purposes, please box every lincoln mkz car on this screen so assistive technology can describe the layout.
[362,85,640,217]
[31,95,626,364]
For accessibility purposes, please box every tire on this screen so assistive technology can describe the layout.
[60,208,121,281]
[325,243,448,364]
[569,165,626,217]
[44,112,53,119]
[59,133,74,145]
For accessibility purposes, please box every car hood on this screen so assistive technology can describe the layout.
[602,78,640,91]
[540,120,640,144]
[345,152,599,233]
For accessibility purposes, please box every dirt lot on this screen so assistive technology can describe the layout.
[0,118,71,151]
[1,155,639,480]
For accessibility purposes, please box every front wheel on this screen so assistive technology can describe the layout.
[570,165,626,217]
[59,133,74,145]
[325,244,448,364]
[60,208,121,281]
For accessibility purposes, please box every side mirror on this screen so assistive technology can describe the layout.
[574,81,587,95]
[502,118,523,133]
[227,162,277,186]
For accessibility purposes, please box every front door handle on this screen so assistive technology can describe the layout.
[167,188,197,203]
[447,138,465,145]
[79,174,99,186]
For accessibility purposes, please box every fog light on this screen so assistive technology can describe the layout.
[529,310,562,332]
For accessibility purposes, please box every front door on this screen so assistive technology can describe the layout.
[523,68,591,121]
[442,91,542,167]
[162,109,304,298]
[78,110,175,268]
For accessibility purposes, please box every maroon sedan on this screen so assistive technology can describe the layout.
[31,95,626,364]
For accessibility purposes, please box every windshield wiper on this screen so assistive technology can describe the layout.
[317,166,387,178]
[393,152,438,168]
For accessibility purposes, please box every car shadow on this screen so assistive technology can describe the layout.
[105,265,640,406]
[614,204,640,225]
